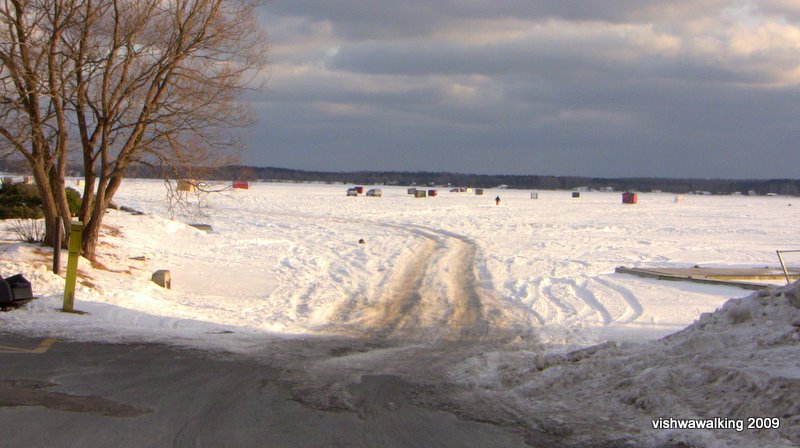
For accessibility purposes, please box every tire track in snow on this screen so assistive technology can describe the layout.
[514,281,546,325]
[533,278,563,325]
[573,280,613,325]
[366,235,440,340]
[238,207,537,343]
[593,277,644,324]
[543,281,578,319]
[353,222,541,343]
[440,235,489,340]
[362,224,492,342]
[537,277,617,326]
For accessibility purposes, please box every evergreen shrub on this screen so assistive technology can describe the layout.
[0,183,82,219]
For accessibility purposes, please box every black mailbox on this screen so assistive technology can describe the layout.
[0,274,33,305]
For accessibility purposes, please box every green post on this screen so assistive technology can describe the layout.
[62,221,83,313]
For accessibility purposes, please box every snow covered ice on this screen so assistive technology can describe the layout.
[1,179,799,447]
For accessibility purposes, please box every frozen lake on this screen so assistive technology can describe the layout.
[3,179,798,349]
[35,180,800,346]
[3,179,799,447]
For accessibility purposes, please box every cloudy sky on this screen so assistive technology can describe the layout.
[249,1,800,178]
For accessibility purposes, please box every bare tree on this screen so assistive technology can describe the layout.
[1,0,267,260]
[0,0,80,246]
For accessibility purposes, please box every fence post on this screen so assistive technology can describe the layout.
[52,219,62,274]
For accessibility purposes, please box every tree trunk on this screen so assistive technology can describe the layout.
[81,215,100,262]
[81,184,105,262]
[81,171,124,261]
[29,163,60,247]
[80,163,96,224]
[48,161,72,249]
[81,184,106,262]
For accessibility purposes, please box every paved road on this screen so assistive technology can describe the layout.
[0,333,531,448]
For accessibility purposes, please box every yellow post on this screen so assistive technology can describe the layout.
[62,221,83,312]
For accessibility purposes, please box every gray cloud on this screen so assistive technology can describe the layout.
[265,1,735,38]
[249,1,800,178]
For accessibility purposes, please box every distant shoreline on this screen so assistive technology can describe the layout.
[3,163,799,196]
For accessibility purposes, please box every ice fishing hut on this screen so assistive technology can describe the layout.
[572,191,580,198]
[415,190,427,198]
[407,188,417,195]
[355,186,364,194]
[622,191,637,204]
[475,188,484,195]
[232,181,249,189]
[428,189,438,197]
[531,192,539,199]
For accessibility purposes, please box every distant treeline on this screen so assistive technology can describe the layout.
[2,159,798,195]
[193,165,800,196]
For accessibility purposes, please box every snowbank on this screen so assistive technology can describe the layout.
[446,282,800,447]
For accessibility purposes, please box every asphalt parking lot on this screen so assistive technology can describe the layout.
[0,333,529,448]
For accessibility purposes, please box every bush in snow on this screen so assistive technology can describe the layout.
[0,182,82,219]
[7,219,46,243]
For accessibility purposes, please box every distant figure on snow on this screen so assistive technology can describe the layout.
[495,195,501,205]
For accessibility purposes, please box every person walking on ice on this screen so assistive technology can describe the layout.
[495,195,501,205]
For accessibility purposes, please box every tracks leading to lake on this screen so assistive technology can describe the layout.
[358,225,492,342]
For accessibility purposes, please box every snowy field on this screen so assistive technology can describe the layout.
[3,179,795,347]
[2,178,799,447]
